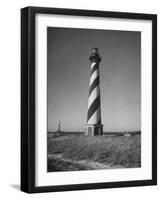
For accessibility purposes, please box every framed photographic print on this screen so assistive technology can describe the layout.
[21,6,157,193]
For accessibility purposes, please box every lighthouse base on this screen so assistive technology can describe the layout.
[84,124,103,136]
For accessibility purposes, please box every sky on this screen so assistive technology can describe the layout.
[47,27,141,132]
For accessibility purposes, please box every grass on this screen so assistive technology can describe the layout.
[48,157,88,172]
[48,134,141,171]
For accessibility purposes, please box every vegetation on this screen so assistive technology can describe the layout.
[48,134,141,171]
[48,157,87,172]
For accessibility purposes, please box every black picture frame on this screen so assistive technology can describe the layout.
[21,6,157,193]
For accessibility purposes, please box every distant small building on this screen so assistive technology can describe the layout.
[124,132,132,137]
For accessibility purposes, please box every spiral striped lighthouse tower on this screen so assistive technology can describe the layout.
[85,48,103,136]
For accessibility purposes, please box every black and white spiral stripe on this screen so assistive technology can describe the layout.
[87,62,102,125]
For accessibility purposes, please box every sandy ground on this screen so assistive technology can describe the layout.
[48,153,124,171]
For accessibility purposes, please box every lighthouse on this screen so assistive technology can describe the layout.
[85,48,103,136]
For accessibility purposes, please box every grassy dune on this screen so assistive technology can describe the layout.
[48,157,88,172]
[48,134,141,171]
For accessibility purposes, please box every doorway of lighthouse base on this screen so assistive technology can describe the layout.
[85,127,92,136]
